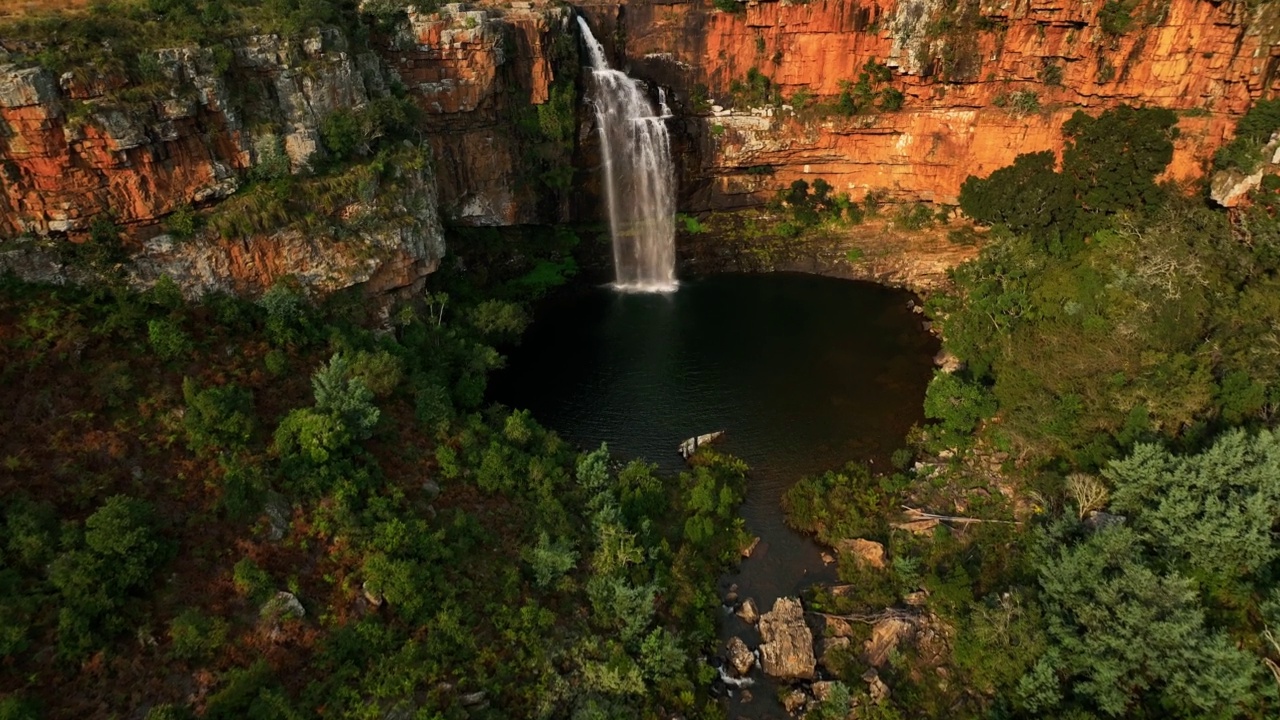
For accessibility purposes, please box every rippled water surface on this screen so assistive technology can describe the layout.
[492,272,937,715]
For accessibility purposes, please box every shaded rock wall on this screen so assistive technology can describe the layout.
[382,4,576,225]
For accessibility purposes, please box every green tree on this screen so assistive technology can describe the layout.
[49,496,165,656]
[1105,430,1280,578]
[148,318,193,360]
[1024,524,1262,717]
[959,151,1079,251]
[1060,105,1176,219]
[182,378,255,454]
[525,531,578,587]
[312,353,380,440]
[273,408,350,464]
[923,371,997,445]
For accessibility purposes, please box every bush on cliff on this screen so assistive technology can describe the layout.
[1214,99,1280,173]
[960,105,1176,254]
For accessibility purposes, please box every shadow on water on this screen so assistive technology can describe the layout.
[491,272,938,717]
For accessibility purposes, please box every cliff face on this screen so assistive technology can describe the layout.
[600,0,1280,207]
[0,148,444,300]
[0,30,396,237]
[384,5,575,225]
[0,5,571,296]
[0,0,1276,297]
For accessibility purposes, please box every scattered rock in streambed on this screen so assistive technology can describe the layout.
[737,597,759,624]
[811,680,839,702]
[781,688,808,714]
[724,583,739,605]
[758,597,816,679]
[741,535,761,557]
[725,636,756,676]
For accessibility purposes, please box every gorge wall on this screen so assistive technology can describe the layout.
[594,0,1279,208]
[0,0,1277,295]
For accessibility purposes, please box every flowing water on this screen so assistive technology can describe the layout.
[493,272,939,717]
[577,17,677,291]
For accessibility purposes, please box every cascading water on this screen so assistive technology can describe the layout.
[577,17,677,292]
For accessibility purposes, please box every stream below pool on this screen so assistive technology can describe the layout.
[492,272,938,717]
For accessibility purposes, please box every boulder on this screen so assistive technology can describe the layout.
[1084,510,1127,531]
[836,538,886,570]
[261,591,305,621]
[264,492,291,541]
[818,636,851,670]
[737,597,759,624]
[933,349,963,373]
[422,480,441,499]
[758,597,816,680]
[863,668,891,705]
[781,689,808,714]
[725,636,755,677]
[864,616,913,667]
[811,680,838,702]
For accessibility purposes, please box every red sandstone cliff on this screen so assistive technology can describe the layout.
[597,0,1280,206]
[1,0,1277,283]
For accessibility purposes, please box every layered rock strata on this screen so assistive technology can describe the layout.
[596,0,1280,207]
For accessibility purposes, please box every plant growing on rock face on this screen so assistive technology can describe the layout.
[1099,0,1135,35]
[1213,98,1280,173]
[712,0,745,13]
[1039,62,1064,86]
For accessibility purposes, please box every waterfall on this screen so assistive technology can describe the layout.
[577,17,677,292]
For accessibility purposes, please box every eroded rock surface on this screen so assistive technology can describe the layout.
[758,596,816,680]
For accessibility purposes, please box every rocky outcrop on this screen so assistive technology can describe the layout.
[0,30,392,237]
[757,596,816,680]
[864,615,914,667]
[837,538,887,570]
[0,146,444,300]
[1210,131,1280,206]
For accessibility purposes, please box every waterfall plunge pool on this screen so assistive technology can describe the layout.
[491,272,938,716]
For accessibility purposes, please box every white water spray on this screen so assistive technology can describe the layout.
[577,17,677,292]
